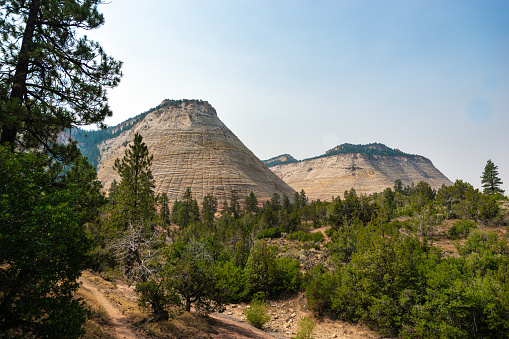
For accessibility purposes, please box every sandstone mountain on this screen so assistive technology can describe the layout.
[77,100,295,203]
[267,143,452,201]
[262,154,298,167]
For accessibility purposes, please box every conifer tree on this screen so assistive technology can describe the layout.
[481,159,504,195]
[229,190,241,219]
[202,194,218,224]
[245,192,259,214]
[158,193,171,229]
[109,133,156,230]
[0,0,122,153]
[172,187,200,227]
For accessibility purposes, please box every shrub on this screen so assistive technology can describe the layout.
[447,219,477,239]
[244,241,278,297]
[215,261,247,303]
[245,296,271,329]
[294,316,316,339]
[257,227,282,239]
[304,264,336,316]
[275,257,302,293]
[135,280,180,321]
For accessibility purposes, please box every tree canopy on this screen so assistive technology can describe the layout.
[0,0,122,153]
[0,146,94,337]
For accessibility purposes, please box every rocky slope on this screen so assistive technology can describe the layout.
[268,145,452,201]
[94,100,295,203]
[263,154,298,167]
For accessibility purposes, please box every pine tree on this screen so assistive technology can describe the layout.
[245,192,259,214]
[481,160,504,195]
[158,193,171,229]
[0,0,122,153]
[229,190,241,219]
[202,194,218,224]
[172,187,200,227]
[109,133,156,230]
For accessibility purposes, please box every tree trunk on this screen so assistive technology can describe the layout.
[1,0,40,149]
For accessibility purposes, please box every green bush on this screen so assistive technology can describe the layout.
[244,241,278,297]
[447,219,477,239]
[215,261,247,303]
[275,257,302,293]
[304,264,336,316]
[325,227,335,237]
[245,296,271,329]
[135,280,180,321]
[256,227,282,239]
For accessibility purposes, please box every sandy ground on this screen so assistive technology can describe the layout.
[80,272,138,339]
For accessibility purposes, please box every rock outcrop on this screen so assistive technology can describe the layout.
[96,100,295,203]
[269,151,452,201]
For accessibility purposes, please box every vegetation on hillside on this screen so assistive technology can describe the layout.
[264,143,420,168]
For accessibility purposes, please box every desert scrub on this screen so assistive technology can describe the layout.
[245,296,271,329]
[294,316,316,339]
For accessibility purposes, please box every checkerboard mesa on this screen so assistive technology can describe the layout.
[91,99,295,203]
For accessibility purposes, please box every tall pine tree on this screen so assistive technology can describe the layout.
[108,133,157,230]
[0,0,122,154]
[481,159,504,195]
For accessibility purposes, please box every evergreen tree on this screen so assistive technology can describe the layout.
[282,194,292,213]
[202,194,218,224]
[481,159,504,195]
[299,189,308,207]
[158,193,171,229]
[0,146,94,337]
[270,192,281,210]
[245,192,259,214]
[109,133,156,230]
[229,190,241,219]
[172,187,200,227]
[0,0,122,153]
[294,191,302,210]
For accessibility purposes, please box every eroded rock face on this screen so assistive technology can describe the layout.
[96,100,295,203]
[269,153,452,201]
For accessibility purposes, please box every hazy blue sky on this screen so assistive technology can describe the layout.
[88,0,509,193]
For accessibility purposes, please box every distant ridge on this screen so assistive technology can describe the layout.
[263,154,298,168]
[323,142,417,158]
[266,143,452,200]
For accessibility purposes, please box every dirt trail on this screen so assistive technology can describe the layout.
[79,276,138,339]
[208,313,280,339]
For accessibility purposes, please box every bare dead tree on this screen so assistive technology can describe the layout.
[109,220,162,283]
